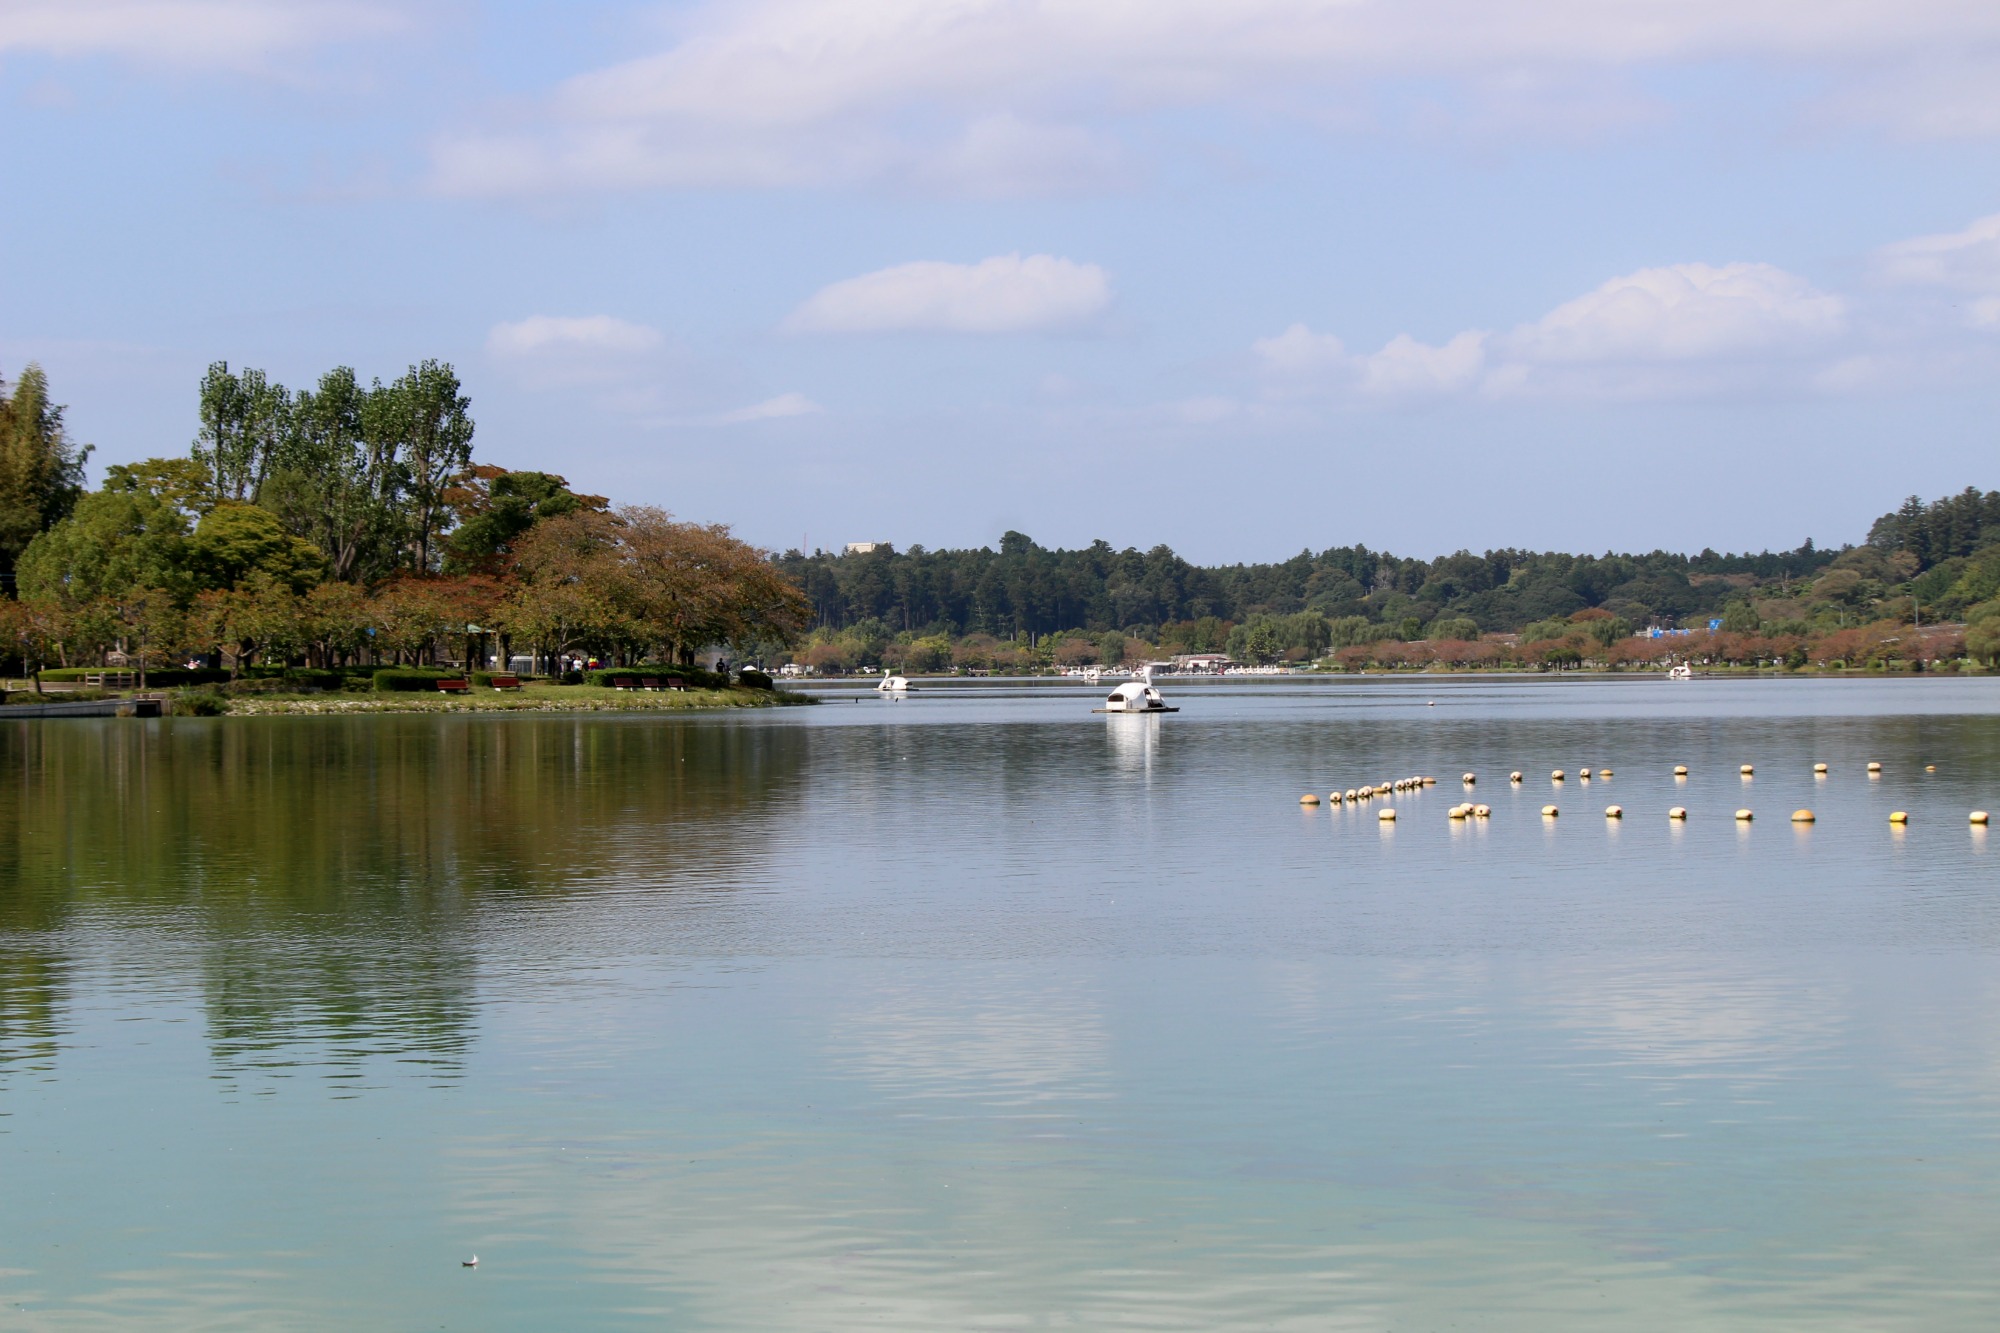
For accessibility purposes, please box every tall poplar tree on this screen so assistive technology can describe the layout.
[191,362,292,507]
[264,367,407,582]
[388,360,473,572]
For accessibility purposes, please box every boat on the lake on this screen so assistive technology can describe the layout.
[876,675,916,693]
[1667,663,1693,681]
[1094,666,1177,714]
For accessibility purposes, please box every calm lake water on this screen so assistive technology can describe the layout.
[3,675,1999,1330]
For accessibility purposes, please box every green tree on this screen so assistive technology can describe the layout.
[383,361,474,572]
[189,503,329,593]
[445,466,604,573]
[191,362,291,507]
[0,363,91,591]
[1426,615,1480,642]
[1228,615,1287,664]
[16,486,193,608]
[1720,600,1760,634]
[1968,601,2000,667]
[262,366,405,583]
[102,456,209,518]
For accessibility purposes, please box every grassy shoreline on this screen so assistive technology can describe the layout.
[3,681,816,716]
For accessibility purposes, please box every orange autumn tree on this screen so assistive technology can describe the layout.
[510,507,809,667]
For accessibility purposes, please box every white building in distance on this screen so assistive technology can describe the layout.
[844,542,892,555]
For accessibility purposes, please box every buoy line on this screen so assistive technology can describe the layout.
[1295,762,1993,834]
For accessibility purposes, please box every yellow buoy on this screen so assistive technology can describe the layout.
[1448,805,1468,820]
[1542,805,1559,817]
[1473,804,1491,817]
[1378,809,1397,822]
[1605,805,1623,818]
[1926,765,1937,773]
[1551,769,1566,781]
[1740,765,1754,776]
[1889,810,1909,824]
[1972,811,1990,825]
[1673,765,1688,777]
[1868,762,1883,773]
[1735,809,1754,821]
[1813,763,1827,774]
[1791,809,1815,823]
[1599,769,1613,778]
[1422,776,1437,786]
[1509,771,1523,783]
[1300,793,1321,805]
[1668,807,1688,820]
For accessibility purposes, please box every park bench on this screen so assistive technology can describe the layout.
[610,675,640,690]
[487,674,522,690]
[436,678,471,694]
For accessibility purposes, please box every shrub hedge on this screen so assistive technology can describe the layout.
[582,665,732,690]
[373,668,460,692]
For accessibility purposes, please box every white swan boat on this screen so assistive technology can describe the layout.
[1666,663,1693,681]
[1094,667,1177,714]
[876,675,916,693]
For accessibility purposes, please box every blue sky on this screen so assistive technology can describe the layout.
[3,0,1999,563]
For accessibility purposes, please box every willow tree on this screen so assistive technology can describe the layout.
[0,364,90,592]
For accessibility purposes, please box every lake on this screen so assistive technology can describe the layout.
[2,675,1998,1329]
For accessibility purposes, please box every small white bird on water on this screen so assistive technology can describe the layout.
[463,1256,478,1268]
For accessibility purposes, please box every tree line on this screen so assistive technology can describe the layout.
[0,361,809,680]
[781,488,2000,671]
[776,532,1840,645]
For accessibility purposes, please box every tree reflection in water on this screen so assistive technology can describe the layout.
[0,714,807,1089]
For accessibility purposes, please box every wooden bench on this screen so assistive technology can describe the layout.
[436,678,471,694]
[610,675,640,690]
[487,674,522,690]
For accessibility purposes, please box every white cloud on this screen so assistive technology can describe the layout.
[0,0,404,71]
[709,392,823,424]
[486,315,665,357]
[1877,212,2000,326]
[1256,260,1845,401]
[783,253,1110,334]
[429,0,2000,196]
[1503,262,1846,362]
[1250,323,1347,373]
[1360,331,1488,393]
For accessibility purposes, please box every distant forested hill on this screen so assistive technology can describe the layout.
[777,534,1834,640]
[775,486,1999,649]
